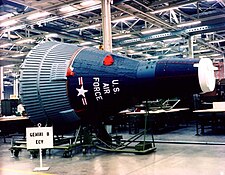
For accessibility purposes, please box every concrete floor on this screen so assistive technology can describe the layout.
[1,125,225,175]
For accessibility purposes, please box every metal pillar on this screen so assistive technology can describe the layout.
[188,36,194,58]
[0,67,3,100]
[13,73,19,98]
[101,0,112,52]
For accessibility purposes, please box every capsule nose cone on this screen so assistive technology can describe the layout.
[194,58,216,93]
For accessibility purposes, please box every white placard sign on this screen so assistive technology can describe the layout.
[26,127,54,150]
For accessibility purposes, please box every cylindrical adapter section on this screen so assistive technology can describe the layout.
[154,59,204,98]
[20,42,80,133]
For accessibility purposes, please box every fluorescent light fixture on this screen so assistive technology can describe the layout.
[127,50,135,53]
[80,0,98,7]
[74,24,100,31]
[199,55,208,58]
[209,39,225,44]
[112,16,135,23]
[146,55,159,59]
[209,53,221,57]
[79,41,93,46]
[193,49,211,53]
[177,20,201,28]
[16,38,35,44]
[3,25,25,33]
[0,13,14,21]
[128,52,143,55]
[0,19,17,27]
[27,11,50,20]
[113,34,132,39]
[165,53,181,56]
[45,33,58,38]
[112,47,123,51]
[143,54,152,57]
[0,43,13,48]
[150,7,178,14]
[141,28,163,34]
[163,37,182,42]
[11,53,26,58]
[136,42,153,47]
[59,6,77,12]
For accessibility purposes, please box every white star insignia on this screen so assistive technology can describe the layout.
[76,85,88,97]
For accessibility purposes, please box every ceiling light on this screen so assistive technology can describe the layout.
[74,24,101,31]
[79,41,93,46]
[209,53,221,57]
[165,53,181,56]
[199,55,208,58]
[27,12,50,20]
[0,43,13,48]
[193,49,211,53]
[163,37,182,42]
[128,52,143,55]
[113,34,132,39]
[146,55,159,59]
[59,6,77,12]
[136,42,153,47]
[150,7,178,14]
[11,53,26,58]
[16,38,35,44]
[45,33,58,38]
[177,20,201,28]
[127,50,135,53]
[141,28,163,34]
[209,39,225,44]
[0,20,17,27]
[0,13,14,21]
[3,25,26,33]
[112,16,135,23]
[80,0,98,7]
[112,47,123,51]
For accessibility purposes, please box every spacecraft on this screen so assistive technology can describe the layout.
[20,42,216,133]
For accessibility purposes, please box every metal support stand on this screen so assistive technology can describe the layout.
[94,100,156,154]
[33,148,49,171]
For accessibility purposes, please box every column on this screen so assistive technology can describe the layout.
[0,67,3,100]
[101,0,112,52]
[188,35,194,58]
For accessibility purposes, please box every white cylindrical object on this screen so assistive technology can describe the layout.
[198,58,216,93]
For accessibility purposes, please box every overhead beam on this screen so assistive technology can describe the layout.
[117,23,225,53]
[113,3,177,30]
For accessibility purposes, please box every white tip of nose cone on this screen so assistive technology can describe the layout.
[194,58,216,93]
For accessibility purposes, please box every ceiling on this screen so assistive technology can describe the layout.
[0,0,225,70]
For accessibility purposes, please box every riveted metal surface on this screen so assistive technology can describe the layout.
[20,42,79,126]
